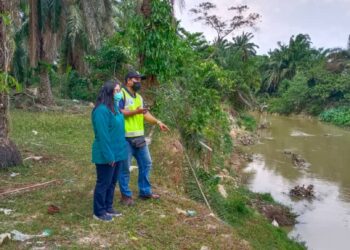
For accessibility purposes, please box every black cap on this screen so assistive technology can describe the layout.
[125,71,146,82]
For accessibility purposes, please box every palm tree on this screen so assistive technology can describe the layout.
[60,0,117,75]
[262,34,314,93]
[0,0,22,168]
[231,32,259,62]
[29,0,63,106]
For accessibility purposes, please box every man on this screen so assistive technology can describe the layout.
[118,71,169,206]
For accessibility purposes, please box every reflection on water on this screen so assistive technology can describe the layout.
[243,114,350,250]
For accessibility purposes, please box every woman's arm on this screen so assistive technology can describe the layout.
[93,108,115,164]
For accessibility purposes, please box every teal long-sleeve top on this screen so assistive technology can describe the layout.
[91,104,128,164]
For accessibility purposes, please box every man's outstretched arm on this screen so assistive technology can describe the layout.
[144,112,170,131]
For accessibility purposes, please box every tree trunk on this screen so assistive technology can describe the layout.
[29,0,39,68]
[0,93,9,140]
[141,0,152,18]
[38,67,55,106]
[0,0,22,168]
[139,0,153,84]
[0,93,22,168]
[29,0,56,105]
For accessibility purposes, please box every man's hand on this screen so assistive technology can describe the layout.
[157,121,170,132]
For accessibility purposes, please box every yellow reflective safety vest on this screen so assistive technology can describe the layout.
[122,87,144,137]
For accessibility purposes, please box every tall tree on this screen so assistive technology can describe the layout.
[29,0,63,106]
[231,32,259,62]
[190,2,260,45]
[262,34,315,93]
[61,0,116,75]
[0,0,22,168]
[122,0,178,83]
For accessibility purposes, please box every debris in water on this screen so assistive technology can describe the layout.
[291,153,309,168]
[283,149,293,155]
[283,150,309,168]
[251,199,297,226]
[258,121,269,129]
[289,185,315,198]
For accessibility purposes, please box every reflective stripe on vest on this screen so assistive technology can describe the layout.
[122,88,144,137]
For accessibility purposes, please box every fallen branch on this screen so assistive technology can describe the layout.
[0,180,61,197]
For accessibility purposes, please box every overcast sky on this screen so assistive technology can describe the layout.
[175,0,350,54]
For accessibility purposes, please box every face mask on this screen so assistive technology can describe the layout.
[114,92,123,102]
[132,82,141,92]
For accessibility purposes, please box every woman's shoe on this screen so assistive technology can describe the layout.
[106,209,122,217]
[93,214,113,222]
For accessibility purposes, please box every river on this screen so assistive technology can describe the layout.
[242,114,350,250]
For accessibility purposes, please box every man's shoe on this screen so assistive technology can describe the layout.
[139,193,160,200]
[106,209,122,217]
[93,214,113,222]
[120,195,135,206]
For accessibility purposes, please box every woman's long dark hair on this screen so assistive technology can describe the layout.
[94,80,120,114]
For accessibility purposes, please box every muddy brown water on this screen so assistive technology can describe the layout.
[242,114,350,250]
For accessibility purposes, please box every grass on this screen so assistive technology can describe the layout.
[0,109,305,249]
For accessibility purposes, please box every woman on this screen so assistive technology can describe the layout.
[91,80,127,221]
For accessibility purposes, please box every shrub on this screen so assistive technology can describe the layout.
[319,107,350,127]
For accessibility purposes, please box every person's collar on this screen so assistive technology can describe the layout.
[123,85,136,98]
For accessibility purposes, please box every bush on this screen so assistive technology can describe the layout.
[237,113,257,131]
[319,107,350,127]
[268,75,309,114]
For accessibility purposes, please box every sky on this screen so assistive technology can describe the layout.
[175,0,350,54]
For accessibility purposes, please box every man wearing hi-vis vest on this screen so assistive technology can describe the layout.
[118,71,169,206]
